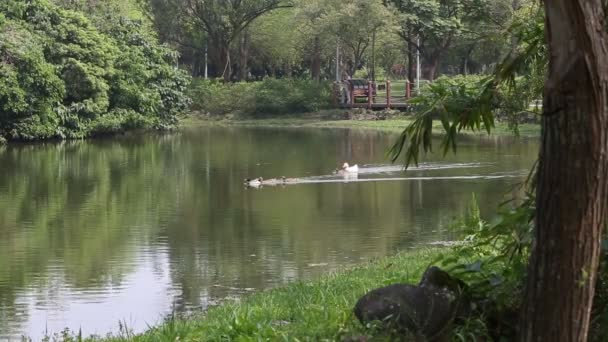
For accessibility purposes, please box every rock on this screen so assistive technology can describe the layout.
[354,266,470,341]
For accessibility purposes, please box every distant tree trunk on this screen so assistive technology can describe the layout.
[311,36,322,81]
[352,41,369,78]
[353,54,361,77]
[461,44,475,75]
[285,63,293,78]
[519,1,608,341]
[425,54,439,80]
[407,30,415,86]
[192,57,200,77]
[221,47,231,82]
[423,36,451,80]
[209,36,232,81]
[371,30,376,81]
[512,0,521,11]
[238,29,250,81]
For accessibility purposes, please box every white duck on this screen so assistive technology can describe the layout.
[341,162,359,173]
[261,178,282,186]
[244,177,263,187]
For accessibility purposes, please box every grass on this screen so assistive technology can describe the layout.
[44,248,444,341]
[181,110,541,138]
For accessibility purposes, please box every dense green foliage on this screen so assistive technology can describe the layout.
[144,0,519,81]
[188,78,331,116]
[0,0,190,142]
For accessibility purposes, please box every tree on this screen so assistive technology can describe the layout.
[180,0,293,81]
[136,0,210,77]
[248,9,304,77]
[320,0,396,78]
[518,1,608,340]
[294,0,337,81]
[391,0,512,80]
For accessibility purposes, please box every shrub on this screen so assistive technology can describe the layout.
[439,192,608,340]
[188,78,331,116]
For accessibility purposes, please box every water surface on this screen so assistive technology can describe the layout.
[0,126,538,340]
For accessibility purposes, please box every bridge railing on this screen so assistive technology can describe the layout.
[333,80,415,109]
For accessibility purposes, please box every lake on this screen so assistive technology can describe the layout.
[0,126,538,340]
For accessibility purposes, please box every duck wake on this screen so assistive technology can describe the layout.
[245,162,525,188]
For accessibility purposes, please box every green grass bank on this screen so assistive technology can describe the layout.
[180,110,541,138]
[47,249,444,341]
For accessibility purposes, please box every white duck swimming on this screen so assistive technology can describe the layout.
[244,177,263,187]
[261,178,282,186]
[341,162,359,173]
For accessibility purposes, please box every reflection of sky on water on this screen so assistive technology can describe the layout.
[0,127,539,340]
[16,250,178,340]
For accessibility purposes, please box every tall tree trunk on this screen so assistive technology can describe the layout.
[407,29,415,86]
[238,29,249,81]
[353,53,361,78]
[285,63,292,78]
[221,47,231,82]
[311,36,322,81]
[371,29,376,81]
[461,44,475,75]
[209,39,224,79]
[425,55,439,80]
[519,1,608,341]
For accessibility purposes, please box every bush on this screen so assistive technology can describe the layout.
[438,193,608,340]
[188,78,331,116]
[0,0,190,141]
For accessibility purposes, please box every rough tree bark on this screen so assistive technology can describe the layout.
[519,1,608,341]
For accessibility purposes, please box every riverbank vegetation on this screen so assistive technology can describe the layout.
[188,78,332,116]
[184,111,541,137]
[1,0,541,143]
[0,0,190,142]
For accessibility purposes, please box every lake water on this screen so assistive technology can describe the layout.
[0,126,538,340]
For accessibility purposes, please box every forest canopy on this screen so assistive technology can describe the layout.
[0,0,190,142]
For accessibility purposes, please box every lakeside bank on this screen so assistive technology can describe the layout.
[44,249,444,341]
[180,110,541,137]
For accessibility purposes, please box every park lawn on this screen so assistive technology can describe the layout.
[182,111,540,138]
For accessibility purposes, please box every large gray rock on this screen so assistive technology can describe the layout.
[354,266,470,341]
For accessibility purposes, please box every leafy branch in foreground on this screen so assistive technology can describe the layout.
[389,75,497,165]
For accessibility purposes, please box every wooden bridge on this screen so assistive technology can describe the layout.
[332,80,414,110]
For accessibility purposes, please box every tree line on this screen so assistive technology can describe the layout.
[142,0,520,82]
